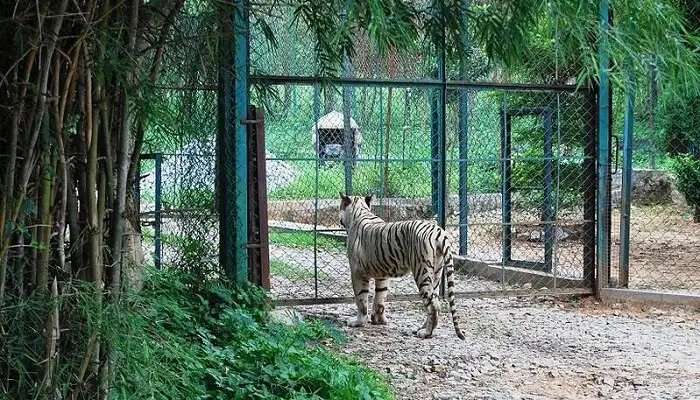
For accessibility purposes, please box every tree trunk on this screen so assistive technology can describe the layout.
[694,205,699,223]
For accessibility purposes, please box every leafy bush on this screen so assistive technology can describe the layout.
[1,271,393,400]
[671,154,700,222]
[661,93,700,157]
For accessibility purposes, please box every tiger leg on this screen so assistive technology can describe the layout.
[347,270,370,327]
[371,278,389,325]
[413,263,439,338]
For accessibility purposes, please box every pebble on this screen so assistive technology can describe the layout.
[296,297,700,400]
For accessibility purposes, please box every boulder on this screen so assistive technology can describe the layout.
[611,169,686,207]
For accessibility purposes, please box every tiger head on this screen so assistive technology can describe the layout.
[339,192,373,229]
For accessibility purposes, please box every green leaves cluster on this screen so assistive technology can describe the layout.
[113,270,393,399]
[1,271,393,399]
[671,155,700,222]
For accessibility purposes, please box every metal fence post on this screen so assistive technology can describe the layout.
[430,82,439,216]
[457,1,471,256]
[543,110,554,274]
[436,7,447,230]
[154,153,162,270]
[618,70,635,288]
[500,104,513,268]
[216,0,249,284]
[596,0,611,295]
[583,87,598,287]
[341,4,354,195]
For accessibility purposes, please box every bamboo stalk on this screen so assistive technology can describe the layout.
[109,0,142,299]
[39,277,60,396]
[36,110,54,292]
[84,47,101,287]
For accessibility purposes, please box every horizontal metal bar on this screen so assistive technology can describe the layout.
[274,287,593,306]
[447,219,594,227]
[149,79,587,94]
[141,152,215,158]
[240,118,264,124]
[250,75,585,93]
[266,156,595,163]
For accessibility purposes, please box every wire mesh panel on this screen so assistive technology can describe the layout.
[138,153,219,280]
[246,0,601,303]
[609,82,700,294]
[262,84,440,300]
[258,79,596,302]
[444,89,596,295]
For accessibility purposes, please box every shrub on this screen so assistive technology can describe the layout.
[1,271,394,400]
[671,154,700,222]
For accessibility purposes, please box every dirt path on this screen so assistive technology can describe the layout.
[295,297,700,400]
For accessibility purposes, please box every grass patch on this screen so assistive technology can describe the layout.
[269,228,344,250]
[271,259,330,280]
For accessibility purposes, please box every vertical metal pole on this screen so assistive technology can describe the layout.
[543,111,554,274]
[343,82,355,194]
[436,4,447,229]
[618,71,635,288]
[583,87,597,287]
[154,153,162,270]
[458,90,469,255]
[457,0,470,256]
[436,0,447,297]
[313,85,320,299]
[430,83,439,215]
[596,0,611,295]
[500,103,512,267]
[378,87,385,199]
[216,0,249,284]
[341,4,354,194]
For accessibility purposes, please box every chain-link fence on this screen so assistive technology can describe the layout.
[138,152,219,280]
[258,81,597,303]
[133,3,699,302]
[608,78,700,295]
[249,3,601,302]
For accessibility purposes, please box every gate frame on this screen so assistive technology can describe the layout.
[223,0,609,303]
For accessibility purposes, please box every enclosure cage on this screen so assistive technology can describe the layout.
[135,0,700,305]
[312,111,362,162]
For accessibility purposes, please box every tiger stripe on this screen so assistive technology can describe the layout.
[340,193,465,340]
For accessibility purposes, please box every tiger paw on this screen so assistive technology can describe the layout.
[370,313,388,325]
[415,328,433,339]
[346,316,367,327]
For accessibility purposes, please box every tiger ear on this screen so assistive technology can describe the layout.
[340,192,351,209]
[364,195,373,207]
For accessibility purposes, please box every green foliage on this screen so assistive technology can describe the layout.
[1,271,393,400]
[660,92,700,156]
[270,260,330,280]
[162,232,219,279]
[548,0,700,94]
[270,229,342,250]
[671,155,700,222]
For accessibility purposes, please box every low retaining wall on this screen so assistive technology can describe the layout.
[454,256,589,289]
[599,288,700,307]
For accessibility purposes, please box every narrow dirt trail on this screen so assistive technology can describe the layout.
[296,297,700,400]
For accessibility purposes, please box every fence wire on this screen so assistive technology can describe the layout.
[134,3,699,302]
[609,80,700,294]
[259,82,597,302]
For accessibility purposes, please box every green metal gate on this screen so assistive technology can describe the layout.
[245,16,599,303]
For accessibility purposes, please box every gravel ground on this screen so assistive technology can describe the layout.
[291,297,700,400]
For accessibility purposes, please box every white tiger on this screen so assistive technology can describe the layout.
[339,193,465,340]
